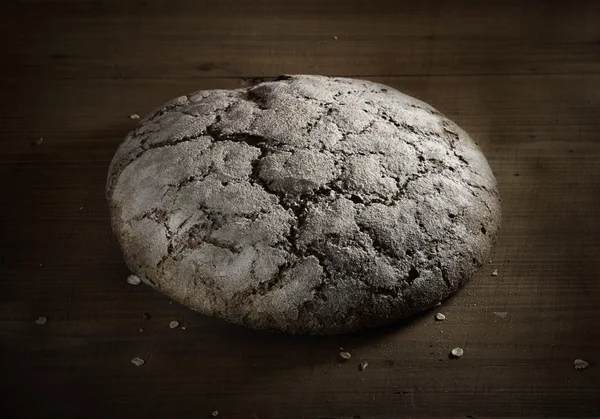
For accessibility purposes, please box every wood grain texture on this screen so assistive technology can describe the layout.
[2,0,600,80]
[1,1,599,418]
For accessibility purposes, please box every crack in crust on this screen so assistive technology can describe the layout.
[107,75,501,334]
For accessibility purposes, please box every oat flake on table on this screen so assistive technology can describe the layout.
[131,357,145,367]
[451,347,464,358]
[574,359,589,371]
[127,274,141,285]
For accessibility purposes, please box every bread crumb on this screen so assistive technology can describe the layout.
[139,328,144,332]
[333,36,338,40]
[127,275,141,285]
[35,316,47,325]
[31,137,43,147]
[491,269,498,276]
[169,320,180,329]
[340,351,352,360]
[131,357,145,366]
[574,359,589,371]
[435,313,446,321]
[211,411,219,417]
[129,114,140,120]
[494,311,508,318]
[181,326,186,330]
[450,347,464,358]
[359,361,368,371]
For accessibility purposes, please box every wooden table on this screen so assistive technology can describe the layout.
[2,1,599,417]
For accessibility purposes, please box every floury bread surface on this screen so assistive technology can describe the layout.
[107,75,501,334]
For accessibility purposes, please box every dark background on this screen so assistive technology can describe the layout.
[1,1,599,418]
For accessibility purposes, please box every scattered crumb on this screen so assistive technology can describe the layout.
[181,326,186,330]
[435,313,446,321]
[142,312,150,319]
[451,347,464,358]
[31,137,43,147]
[127,275,141,285]
[434,301,442,307]
[574,359,589,371]
[211,411,219,417]
[488,260,492,264]
[333,36,338,40]
[129,114,140,120]
[169,320,180,329]
[79,207,84,210]
[359,361,368,371]
[131,357,145,366]
[340,351,352,360]
[494,312,508,318]
[139,328,144,332]
[491,269,498,276]
[35,316,47,325]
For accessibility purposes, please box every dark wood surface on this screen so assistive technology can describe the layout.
[2,1,599,418]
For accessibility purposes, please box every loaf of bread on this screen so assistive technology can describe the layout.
[107,75,501,334]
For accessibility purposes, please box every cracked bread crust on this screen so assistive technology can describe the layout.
[106,75,501,335]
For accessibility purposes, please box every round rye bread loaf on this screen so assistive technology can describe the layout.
[107,75,501,334]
